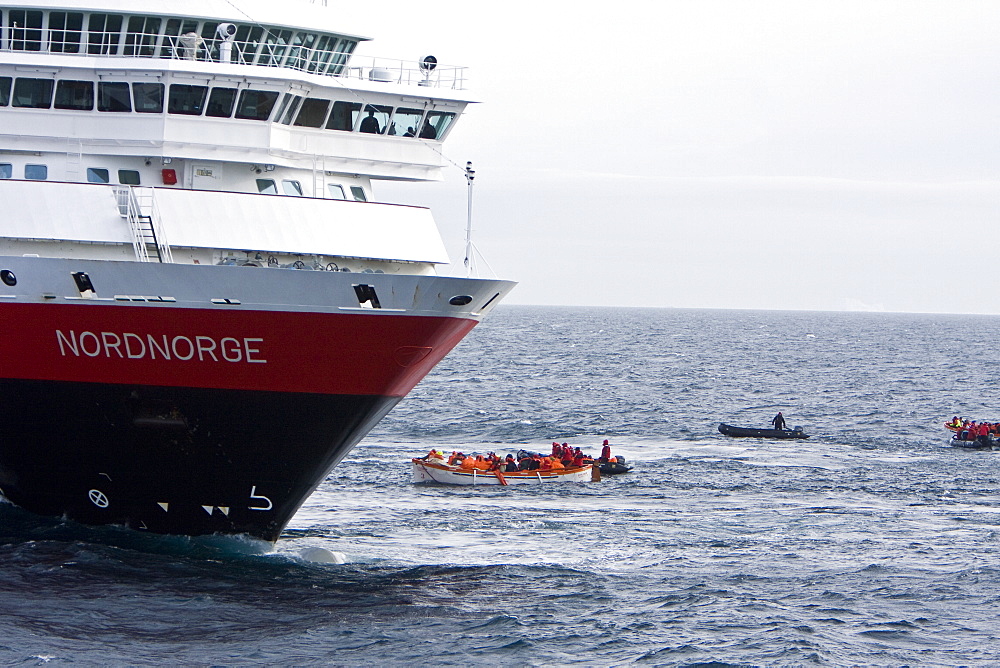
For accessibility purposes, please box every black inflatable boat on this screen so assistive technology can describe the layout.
[718,423,810,439]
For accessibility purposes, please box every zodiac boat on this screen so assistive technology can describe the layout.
[718,423,810,439]
[0,0,514,542]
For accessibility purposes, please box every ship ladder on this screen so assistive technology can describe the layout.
[116,186,174,263]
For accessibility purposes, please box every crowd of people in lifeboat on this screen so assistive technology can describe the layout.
[946,417,999,445]
[419,440,620,472]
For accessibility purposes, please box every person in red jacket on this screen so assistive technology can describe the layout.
[600,439,612,462]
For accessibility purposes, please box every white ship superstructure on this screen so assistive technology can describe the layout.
[0,0,514,541]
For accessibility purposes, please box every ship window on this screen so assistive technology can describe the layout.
[327,184,346,200]
[423,111,456,140]
[390,108,424,137]
[277,94,303,125]
[307,35,336,74]
[256,179,277,195]
[359,104,391,135]
[9,10,43,51]
[235,90,279,121]
[0,164,11,179]
[86,168,110,183]
[160,19,201,59]
[55,80,94,111]
[327,101,361,131]
[329,39,356,76]
[98,82,131,112]
[350,186,367,202]
[88,14,123,55]
[199,22,221,56]
[0,77,10,106]
[124,16,161,57]
[282,180,303,196]
[118,170,140,185]
[286,32,315,71]
[133,83,163,113]
[206,87,238,118]
[233,25,265,65]
[168,84,208,115]
[293,98,330,127]
[12,78,53,109]
[24,164,47,180]
[49,12,84,53]
[260,28,293,67]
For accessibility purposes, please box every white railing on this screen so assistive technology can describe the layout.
[1,29,468,90]
[343,56,467,90]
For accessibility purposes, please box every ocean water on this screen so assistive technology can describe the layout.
[4,305,1000,665]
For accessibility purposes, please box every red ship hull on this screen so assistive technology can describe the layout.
[0,278,491,541]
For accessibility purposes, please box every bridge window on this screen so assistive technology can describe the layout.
[327,184,346,200]
[350,186,366,202]
[206,87,237,117]
[98,82,131,112]
[276,94,303,125]
[12,78,53,108]
[87,168,110,183]
[390,108,424,137]
[88,14,123,55]
[282,180,303,196]
[359,104,391,134]
[286,32,315,71]
[256,178,277,195]
[327,101,360,131]
[24,164,48,180]
[124,16,161,57]
[261,28,293,67]
[0,77,10,106]
[423,111,456,140]
[233,25,265,65]
[293,98,330,127]
[55,80,94,110]
[9,10,43,51]
[329,38,356,75]
[199,22,222,60]
[118,169,140,185]
[161,19,201,59]
[49,12,84,53]
[0,164,11,179]
[168,84,208,115]
[235,90,279,120]
[307,35,336,74]
[133,82,163,113]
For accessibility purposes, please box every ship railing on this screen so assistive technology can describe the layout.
[341,56,468,90]
[113,185,173,264]
[6,30,468,90]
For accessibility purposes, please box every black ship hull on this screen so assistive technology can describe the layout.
[0,379,398,542]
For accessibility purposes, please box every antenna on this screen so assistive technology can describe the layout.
[464,161,475,277]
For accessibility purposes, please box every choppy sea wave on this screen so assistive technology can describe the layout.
[4,306,1000,665]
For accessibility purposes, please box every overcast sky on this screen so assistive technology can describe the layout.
[347,1,999,314]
